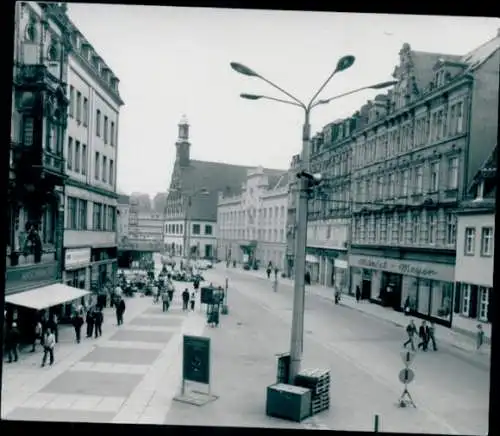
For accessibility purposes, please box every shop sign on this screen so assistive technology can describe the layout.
[6,262,58,294]
[65,247,91,270]
[349,254,454,282]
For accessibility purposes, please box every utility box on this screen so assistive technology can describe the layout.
[266,383,311,422]
[276,352,290,384]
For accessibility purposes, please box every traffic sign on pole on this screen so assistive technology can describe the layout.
[400,350,416,367]
[398,368,415,384]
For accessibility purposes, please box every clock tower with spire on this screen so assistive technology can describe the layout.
[176,114,191,167]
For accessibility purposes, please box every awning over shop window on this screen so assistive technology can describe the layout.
[5,283,91,311]
[306,254,319,263]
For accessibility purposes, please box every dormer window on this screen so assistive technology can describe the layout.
[434,69,446,88]
[92,55,100,71]
[476,180,484,200]
[338,124,344,139]
[81,42,91,60]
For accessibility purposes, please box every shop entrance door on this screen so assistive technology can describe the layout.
[361,280,371,300]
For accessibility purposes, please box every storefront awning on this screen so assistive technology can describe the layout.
[306,254,320,263]
[5,283,91,311]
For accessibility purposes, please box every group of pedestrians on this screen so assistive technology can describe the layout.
[403,320,437,352]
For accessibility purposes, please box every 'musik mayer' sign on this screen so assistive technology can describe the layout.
[183,335,210,385]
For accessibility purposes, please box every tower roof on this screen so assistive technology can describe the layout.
[179,114,189,125]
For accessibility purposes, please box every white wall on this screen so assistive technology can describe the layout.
[455,212,495,287]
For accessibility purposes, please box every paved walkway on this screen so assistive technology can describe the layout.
[2,292,205,424]
[220,266,491,358]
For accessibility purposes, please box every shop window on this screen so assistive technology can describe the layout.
[430,281,453,320]
[461,284,471,315]
[478,287,490,322]
[417,279,431,315]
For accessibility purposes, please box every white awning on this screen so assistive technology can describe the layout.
[5,283,92,311]
[306,254,320,263]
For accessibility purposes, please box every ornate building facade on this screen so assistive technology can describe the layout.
[217,167,288,269]
[348,34,499,327]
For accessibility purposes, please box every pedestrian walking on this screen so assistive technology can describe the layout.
[116,297,126,325]
[355,285,361,303]
[305,270,311,285]
[86,307,95,337]
[417,321,429,351]
[182,288,190,311]
[266,262,272,279]
[403,320,417,351]
[167,282,174,303]
[41,328,55,367]
[72,310,84,343]
[94,308,103,338]
[428,322,438,351]
[46,314,59,343]
[476,324,485,351]
[152,284,159,304]
[190,291,196,311]
[162,291,170,312]
[5,322,20,363]
[31,320,43,352]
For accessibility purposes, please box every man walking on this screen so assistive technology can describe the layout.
[190,291,196,311]
[182,288,190,311]
[116,297,126,325]
[31,320,43,352]
[72,310,84,343]
[5,322,20,363]
[418,321,429,351]
[86,307,95,338]
[428,322,438,351]
[355,285,361,303]
[41,328,55,367]
[94,308,103,338]
[162,291,170,312]
[403,320,417,351]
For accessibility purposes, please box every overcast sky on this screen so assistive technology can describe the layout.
[66,4,499,196]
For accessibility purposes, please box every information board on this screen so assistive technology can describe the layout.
[183,335,211,384]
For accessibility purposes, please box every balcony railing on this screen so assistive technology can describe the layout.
[17,64,65,90]
[42,150,64,175]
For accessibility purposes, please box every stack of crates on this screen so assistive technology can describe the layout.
[294,369,330,415]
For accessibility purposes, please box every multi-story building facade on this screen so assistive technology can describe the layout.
[454,145,495,326]
[285,154,300,277]
[62,15,124,293]
[307,118,354,288]
[116,194,130,243]
[348,34,499,327]
[217,167,288,268]
[164,116,284,262]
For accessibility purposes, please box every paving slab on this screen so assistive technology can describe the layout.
[130,316,184,327]
[80,346,161,365]
[108,329,174,343]
[5,407,116,423]
[40,370,143,397]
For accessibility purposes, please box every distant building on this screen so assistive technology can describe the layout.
[164,115,285,260]
[63,8,124,294]
[217,167,289,268]
[129,192,152,212]
[348,32,499,327]
[454,146,496,326]
[152,192,168,214]
[285,154,301,277]
[117,194,130,243]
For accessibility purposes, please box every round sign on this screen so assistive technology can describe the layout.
[399,368,415,384]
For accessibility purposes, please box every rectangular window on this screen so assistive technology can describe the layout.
[96,109,101,136]
[76,91,82,122]
[481,227,493,256]
[22,117,34,146]
[402,170,409,196]
[74,140,80,172]
[428,212,437,244]
[456,102,464,133]
[447,157,458,189]
[78,199,87,230]
[69,86,74,117]
[387,215,393,243]
[102,155,107,182]
[412,212,420,244]
[445,213,456,246]
[94,151,100,180]
[430,161,440,192]
[104,116,108,144]
[93,202,102,230]
[67,197,77,229]
[193,224,201,235]
[389,173,396,198]
[82,144,87,175]
[398,214,405,244]
[110,121,115,146]
[67,137,73,170]
[205,224,213,235]
[83,97,88,126]
[415,165,423,193]
[375,216,381,242]
[464,227,475,255]
[109,159,114,185]
[449,104,456,136]
[478,287,490,322]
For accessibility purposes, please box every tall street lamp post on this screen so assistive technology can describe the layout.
[230,58,396,383]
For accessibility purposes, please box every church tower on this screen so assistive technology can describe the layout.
[175,114,191,167]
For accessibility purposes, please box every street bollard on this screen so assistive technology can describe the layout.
[373,414,379,432]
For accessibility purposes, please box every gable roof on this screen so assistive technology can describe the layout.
[177,159,286,221]
[462,30,500,71]
[411,50,462,91]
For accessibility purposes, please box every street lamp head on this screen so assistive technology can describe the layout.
[240,93,262,100]
[335,55,355,72]
[370,80,398,89]
[230,62,260,77]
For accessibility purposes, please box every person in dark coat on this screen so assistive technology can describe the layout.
[355,285,361,303]
[46,314,59,343]
[86,308,95,337]
[5,322,20,363]
[72,310,84,343]
[94,308,103,338]
[162,291,170,312]
[304,271,311,285]
[116,298,126,325]
[418,321,429,351]
[182,288,190,311]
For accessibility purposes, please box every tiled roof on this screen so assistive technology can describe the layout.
[462,31,500,71]
[411,51,462,91]
[271,172,289,190]
[457,197,496,214]
[178,160,285,221]
[468,145,497,192]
